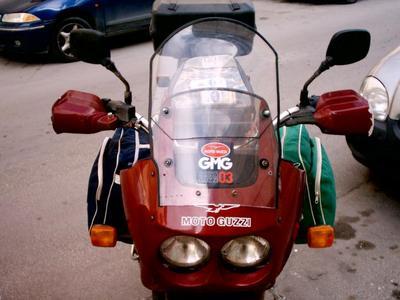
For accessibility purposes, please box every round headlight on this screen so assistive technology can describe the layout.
[160,236,210,269]
[2,13,41,23]
[360,76,389,121]
[221,236,270,268]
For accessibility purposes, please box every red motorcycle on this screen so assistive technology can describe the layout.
[52,19,372,300]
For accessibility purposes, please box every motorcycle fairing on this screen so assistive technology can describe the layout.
[120,159,305,292]
[120,18,299,293]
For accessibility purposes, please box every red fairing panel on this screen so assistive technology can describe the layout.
[51,90,117,134]
[314,89,373,135]
[120,160,305,293]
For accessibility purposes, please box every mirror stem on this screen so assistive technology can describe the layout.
[102,58,132,105]
[299,57,333,107]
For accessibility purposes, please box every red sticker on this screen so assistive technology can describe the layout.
[218,171,234,184]
[201,143,231,158]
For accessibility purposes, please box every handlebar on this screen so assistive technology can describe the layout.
[51,90,149,134]
[278,90,372,136]
[52,89,371,136]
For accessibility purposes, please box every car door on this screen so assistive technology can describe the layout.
[100,0,153,35]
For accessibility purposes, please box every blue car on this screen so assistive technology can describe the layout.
[0,0,153,61]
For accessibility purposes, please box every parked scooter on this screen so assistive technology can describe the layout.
[51,18,372,300]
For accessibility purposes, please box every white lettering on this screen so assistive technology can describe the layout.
[217,217,251,228]
[217,216,226,227]
[181,217,192,226]
[181,216,251,228]
[206,217,216,226]
[198,157,233,170]
[181,216,215,227]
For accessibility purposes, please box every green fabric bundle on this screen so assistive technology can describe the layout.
[280,125,336,244]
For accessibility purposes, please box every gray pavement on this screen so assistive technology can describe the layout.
[0,0,399,299]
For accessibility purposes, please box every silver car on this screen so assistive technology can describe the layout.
[347,46,400,170]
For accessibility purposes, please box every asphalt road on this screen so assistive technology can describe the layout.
[1,0,400,299]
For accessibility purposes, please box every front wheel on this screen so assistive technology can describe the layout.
[50,17,91,62]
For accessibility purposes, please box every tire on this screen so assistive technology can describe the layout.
[50,17,91,62]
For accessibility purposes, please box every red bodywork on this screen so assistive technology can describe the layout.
[314,90,372,135]
[49,88,372,293]
[120,159,305,293]
[52,90,118,134]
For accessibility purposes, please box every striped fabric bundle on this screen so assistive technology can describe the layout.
[87,127,150,244]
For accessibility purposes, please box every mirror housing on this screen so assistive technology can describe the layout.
[69,29,133,105]
[325,29,371,67]
[52,90,118,134]
[70,29,110,65]
[299,29,370,107]
[314,90,373,135]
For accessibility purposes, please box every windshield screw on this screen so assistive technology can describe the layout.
[196,190,201,196]
[262,109,271,118]
[260,159,269,169]
[164,158,173,167]
[162,107,169,115]
[232,190,238,197]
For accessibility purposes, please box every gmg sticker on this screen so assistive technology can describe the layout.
[198,142,233,171]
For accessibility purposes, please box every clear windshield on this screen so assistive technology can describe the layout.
[150,19,279,208]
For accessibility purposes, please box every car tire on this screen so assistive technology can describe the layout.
[50,17,91,62]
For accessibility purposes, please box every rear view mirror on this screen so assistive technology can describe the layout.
[70,29,110,65]
[325,30,370,67]
[69,29,132,105]
[314,90,372,135]
[299,29,370,107]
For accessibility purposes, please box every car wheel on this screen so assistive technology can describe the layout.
[50,17,91,62]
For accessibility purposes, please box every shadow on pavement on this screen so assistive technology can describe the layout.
[369,171,400,200]
[0,29,151,65]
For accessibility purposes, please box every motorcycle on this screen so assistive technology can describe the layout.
[51,18,372,299]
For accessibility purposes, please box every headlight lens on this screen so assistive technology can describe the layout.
[360,76,389,121]
[221,236,270,268]
[160,236,210,269]
[2,13,41,23]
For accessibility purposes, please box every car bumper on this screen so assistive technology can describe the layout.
[0,20,54,53]
[346,118,400,168]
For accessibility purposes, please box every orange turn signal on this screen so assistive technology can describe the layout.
[307,225,334,248]
[90,225,117,247]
